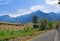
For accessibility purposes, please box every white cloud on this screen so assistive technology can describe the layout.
[45,0,60,13]
[0,0,12,4]
[30,5,48,13]
[0,0,60,17]
[9,14,21,17]
[18,9,31,15]
[4,4,60,17]
[46,0,58,5]
[9,9,31,17]
[9,5,49,17]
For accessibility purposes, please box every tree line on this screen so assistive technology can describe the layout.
[32,15,53,30]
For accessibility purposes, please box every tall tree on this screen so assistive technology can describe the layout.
[32,15,39,28]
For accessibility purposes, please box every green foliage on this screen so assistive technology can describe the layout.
[58,1,60,5]
[40,20,45,30]
[39,19,48,30]
[32,15,39,28]
[0,16,54,41]
[0,30,18,41]
[56,24,58,29]
[0,28,39,41]
[33,24,39,28]
[32,15,38,23]
[32,15,53,30]
[48,22,53,29]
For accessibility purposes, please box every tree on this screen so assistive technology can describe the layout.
[32,15,39,28]
[40,19,48,30]
[43,19,48,29]
[48,22,53,29]
[40,20,45,30]
[58,0,60,5]
[56,24,58,30]
[58,1,60,5]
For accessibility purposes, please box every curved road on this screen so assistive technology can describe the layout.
[28,30,56,41]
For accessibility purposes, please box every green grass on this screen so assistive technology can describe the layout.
[0,28,39,41]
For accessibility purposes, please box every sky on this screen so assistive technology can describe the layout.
[0,0,60,17]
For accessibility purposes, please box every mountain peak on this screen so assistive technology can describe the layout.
[34,10,43,13]
[0,15,10,18]
[0,10,60,24]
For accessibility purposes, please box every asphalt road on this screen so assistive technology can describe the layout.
[28,30,56,41]
[54,30,59,41]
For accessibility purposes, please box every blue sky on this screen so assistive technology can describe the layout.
[0,0,60,17]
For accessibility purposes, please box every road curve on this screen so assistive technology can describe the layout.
[28,30,56,41]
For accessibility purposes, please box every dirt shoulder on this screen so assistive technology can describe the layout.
[22,30,51,41]
[9,30,52,41]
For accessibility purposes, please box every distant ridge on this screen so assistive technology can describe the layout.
[0,10,60,24]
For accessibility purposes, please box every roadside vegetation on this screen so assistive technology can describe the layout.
[0,15,56,41]
[0,28,41,41]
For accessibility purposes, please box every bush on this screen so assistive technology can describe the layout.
[48,22,53,29]
[0,28,40,41]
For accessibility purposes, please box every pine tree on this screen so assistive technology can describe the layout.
[32,15,39,28]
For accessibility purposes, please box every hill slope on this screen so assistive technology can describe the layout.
[0,10,60,24]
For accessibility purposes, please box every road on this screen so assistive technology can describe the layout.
[54,30,60,41]
[27,30,56,41]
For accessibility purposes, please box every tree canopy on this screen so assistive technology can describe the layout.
[58,0,60,5]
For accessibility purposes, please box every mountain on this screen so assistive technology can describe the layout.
[0,10,60,24]
[14,10,52,23]
[48,12,60,21]
[0,15,11,22]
